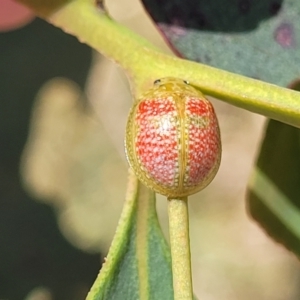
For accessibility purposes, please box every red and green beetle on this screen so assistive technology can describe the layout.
[125,77,221,198]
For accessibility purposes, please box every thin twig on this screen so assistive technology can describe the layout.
[168,197,193,300]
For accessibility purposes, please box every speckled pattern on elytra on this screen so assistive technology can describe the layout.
[125,78,221,198]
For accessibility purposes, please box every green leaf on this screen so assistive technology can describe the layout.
[247,119,300,257]
[86,172,174,300]
[142,0,300,86]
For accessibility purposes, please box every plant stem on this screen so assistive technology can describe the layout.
[168,197,193,300]
[16,0,300,128]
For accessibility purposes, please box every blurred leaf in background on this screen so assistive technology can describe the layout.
[21,76,128,253]
[247,120,300,256]
[247,81,300,260]
[0,2,101,298]
[2,0,300,299]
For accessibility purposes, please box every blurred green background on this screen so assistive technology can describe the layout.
[0,5,101,299]
[1,0,300,299]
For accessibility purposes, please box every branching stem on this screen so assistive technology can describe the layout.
[15,0,300,127]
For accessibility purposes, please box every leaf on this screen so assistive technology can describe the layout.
[142,0,300,86]
[21,77,128,252]
[86,172,174,300]
[247,119,300,257]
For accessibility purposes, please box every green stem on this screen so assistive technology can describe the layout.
[168,197,193,300]
[48,1,162,68]
[15,0,300,126]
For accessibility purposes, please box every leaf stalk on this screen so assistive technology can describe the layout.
[168,197,193,300]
